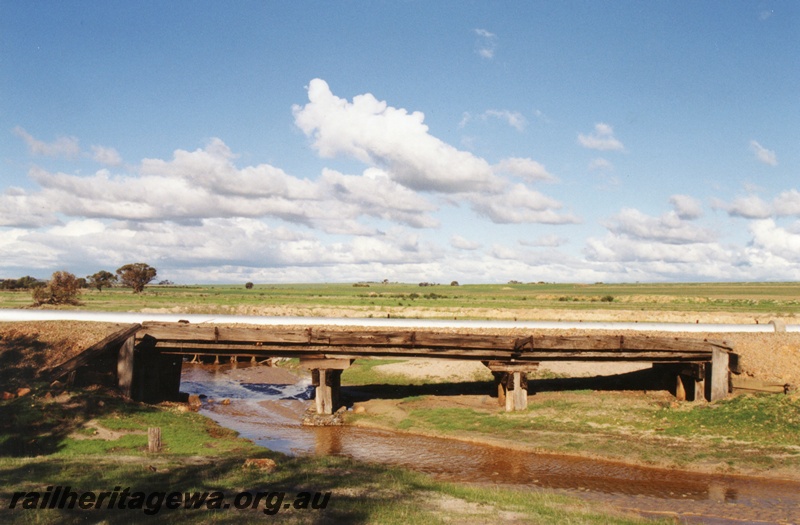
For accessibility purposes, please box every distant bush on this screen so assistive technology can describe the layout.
[32,271,81,306]
[1,276,45,290]
[87,270,117,291]
[450,281,459,286]
[245,282,254,289]
[601,295,614,302]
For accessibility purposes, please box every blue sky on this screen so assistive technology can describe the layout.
[2,1,798,284]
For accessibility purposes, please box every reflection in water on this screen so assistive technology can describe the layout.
[314,428,342,456]
[181,364,800,524]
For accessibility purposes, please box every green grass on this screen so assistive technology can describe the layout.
[3,281,800,316]
[341,358,435,386]
[654,394,800,444]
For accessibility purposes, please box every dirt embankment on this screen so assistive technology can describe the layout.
[0,321,124,390]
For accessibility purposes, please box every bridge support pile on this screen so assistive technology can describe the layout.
[300,358,352,415]
[486,361,540,411]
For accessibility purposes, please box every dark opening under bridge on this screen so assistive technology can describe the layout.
[58,321,736,414]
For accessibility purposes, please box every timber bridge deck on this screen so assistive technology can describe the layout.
[50,322,737,414]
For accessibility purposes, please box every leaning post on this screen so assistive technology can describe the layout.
[117,334,136,398]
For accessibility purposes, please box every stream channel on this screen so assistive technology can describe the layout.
[181,363,800,524]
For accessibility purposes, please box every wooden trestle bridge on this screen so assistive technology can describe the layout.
[51,322,737,414]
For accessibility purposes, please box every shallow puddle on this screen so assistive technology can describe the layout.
[182,364,800,524]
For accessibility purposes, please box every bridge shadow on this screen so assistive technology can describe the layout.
[532,367,674,394]
[0,331,49,390]
[0,331,154,457]
[340,367,674,404]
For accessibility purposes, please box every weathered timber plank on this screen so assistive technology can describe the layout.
[154,342,714,362]
[529,335,719,353]
[404,332,518,349]
[140,324,324,344]
[512,372,527,411]
[155,342,520,359]
[140,324,729,354]
[322,330,414,346]
[321,330,519,349]
[732,376,791,394]
[146,334,719,354]
[48,323,142,380]
[485,361,540,372]
[138,323,217,341]
[299,358,353,370]
[215,327,314,344]
[710,347,730,401]
[117,335,135,398]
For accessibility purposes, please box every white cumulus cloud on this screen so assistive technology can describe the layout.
[749,140,777,166]
[13,126,81,159]
[450,234,482,250]
[90,145,123,166]
[669,194,704,220]
[470,183,580,225]
[493,157,557,183]
[293,79,503,194]
[474,28,497,59]
[578,123,624,151]
[483,110,527,131]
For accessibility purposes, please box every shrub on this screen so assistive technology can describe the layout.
[245,282,254,289]
[87,270,117,291]
[32,271,81,306]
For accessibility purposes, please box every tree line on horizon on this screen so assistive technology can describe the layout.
[0,263,159,306]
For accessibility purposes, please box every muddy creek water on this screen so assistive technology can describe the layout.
[181,364,800,524]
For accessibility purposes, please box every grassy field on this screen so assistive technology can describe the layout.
[2,281,800,316]
[0,383,666,524]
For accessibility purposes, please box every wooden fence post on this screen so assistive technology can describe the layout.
[148,427,162,453]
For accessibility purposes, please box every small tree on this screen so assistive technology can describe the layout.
[87,270,117,291]
[32,271,81,306]
[245,282,254,289]
[116,263,157,293]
